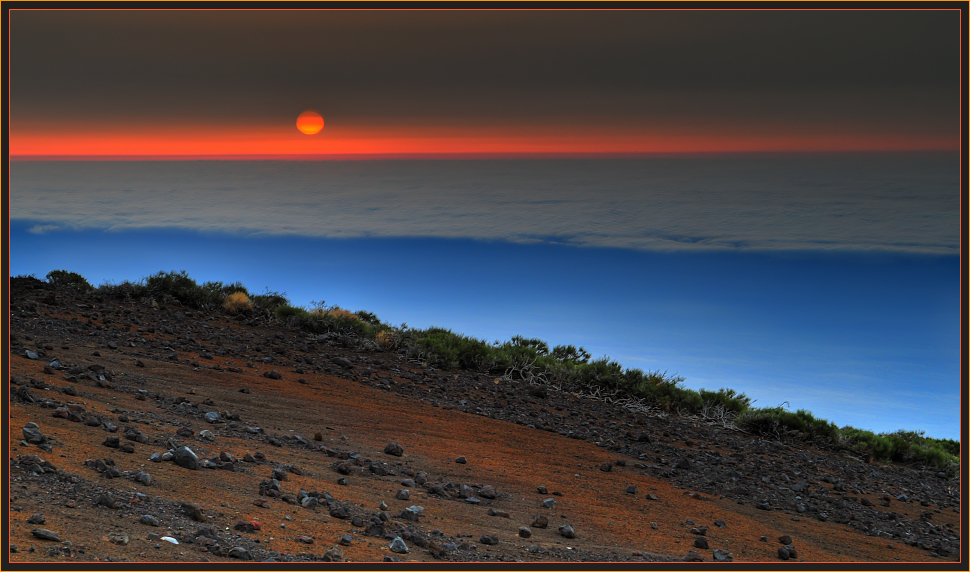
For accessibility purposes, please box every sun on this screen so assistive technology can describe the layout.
[296,110,324,135]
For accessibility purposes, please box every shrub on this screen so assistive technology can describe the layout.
[223,291,252,313]
[46,270,93,292]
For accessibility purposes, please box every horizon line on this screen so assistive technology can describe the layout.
[9,149,959,161]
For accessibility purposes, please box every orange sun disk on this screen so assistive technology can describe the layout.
[296,110,324,135]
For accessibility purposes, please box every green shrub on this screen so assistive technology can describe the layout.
[46,270,94,292]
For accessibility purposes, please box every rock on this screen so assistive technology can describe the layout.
[107,532,129,545]
[96,493,119,509]
[479,485,497,499]
[395,489,410,500]
[204,411,220,423]
[487,508,510,518]
[558,524,576,539]
[693,537,709,549]
[675,458,692,470]
[712,549,733,562]
[27,513,45,525]
[384,442,404,457]
[173,446,200,470]
[160,536,179,545]
[262,370,282,380]
[479,534,498,545]
[234,520,256,533]
[626,485,638,494]
[684,550,704,562]
[133,470,152,485]
[323,545,344,562]
[532,515,549,528]
[228,546,252,560]
[690,526,708,536]
[542,498,556,509]
[198,429,215,440]
[31,529,60,542]
[389,537,409,554]
[140,514,160,526]
[332,357,353,369]
[777,547,790,560]
[537,486,548,494]
[22,422,46,444]
[181,502,205,521]
[25,350,39,360]
[645,494,658,501]
[338,534,353,546]
[778,535,793,545]
[455,456,467,464]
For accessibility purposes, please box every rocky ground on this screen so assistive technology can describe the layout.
[6,277,963,563]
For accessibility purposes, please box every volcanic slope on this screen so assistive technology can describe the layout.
[6,278,962,562]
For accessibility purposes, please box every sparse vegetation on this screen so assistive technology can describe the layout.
[223,291,253,313]
[46,270,94,292]
[43,269,959,470]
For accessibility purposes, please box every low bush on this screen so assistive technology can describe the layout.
[46,270,94,292]
[223,291,252,313]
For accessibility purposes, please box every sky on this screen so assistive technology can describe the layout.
[5,9,965,439]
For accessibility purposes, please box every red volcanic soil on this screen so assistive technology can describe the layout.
[6,278,962,563]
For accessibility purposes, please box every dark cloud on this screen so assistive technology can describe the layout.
[10,9,960,128]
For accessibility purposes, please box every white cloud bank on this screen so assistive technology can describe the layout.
[10,154,959,254]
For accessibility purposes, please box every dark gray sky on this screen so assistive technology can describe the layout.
[10,9,961,136]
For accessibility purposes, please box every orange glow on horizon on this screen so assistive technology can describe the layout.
[9,124,959,160]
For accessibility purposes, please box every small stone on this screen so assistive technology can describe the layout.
[323,545,344,562]
[395,489,410,500]
[650,522,659,530]
[31,529,60,542]
[338,534,352,546]
[22,423,46,444]
[480,534,499,545]
[558,524,576,539]
[693,537,709,549]
[777,547,790,560]
[108,532,129,545]
[181,502,205,521]
[455,456,467,464]
[778,535,793,545]
[389,536,409,554]
[532,515,549,528]
[140,515,160,527]
[487,508,510,518]
[712,549,733,562]
[645,493,658,501]
[518,526,531,538]
[228,546,251,560]
[537,486,548,494]
[160,536,179,545]
[172,446,200,470]
[600,462,613,472]
[542,498,556,509]
[626,485,637,494]
[384,442,404,457]
[684,550,704,562]
[479,485,497,499]
[27,513,45,524]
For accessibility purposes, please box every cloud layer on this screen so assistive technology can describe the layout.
[11,154,959,254]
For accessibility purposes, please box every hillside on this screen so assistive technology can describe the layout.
[6,276,962,563]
